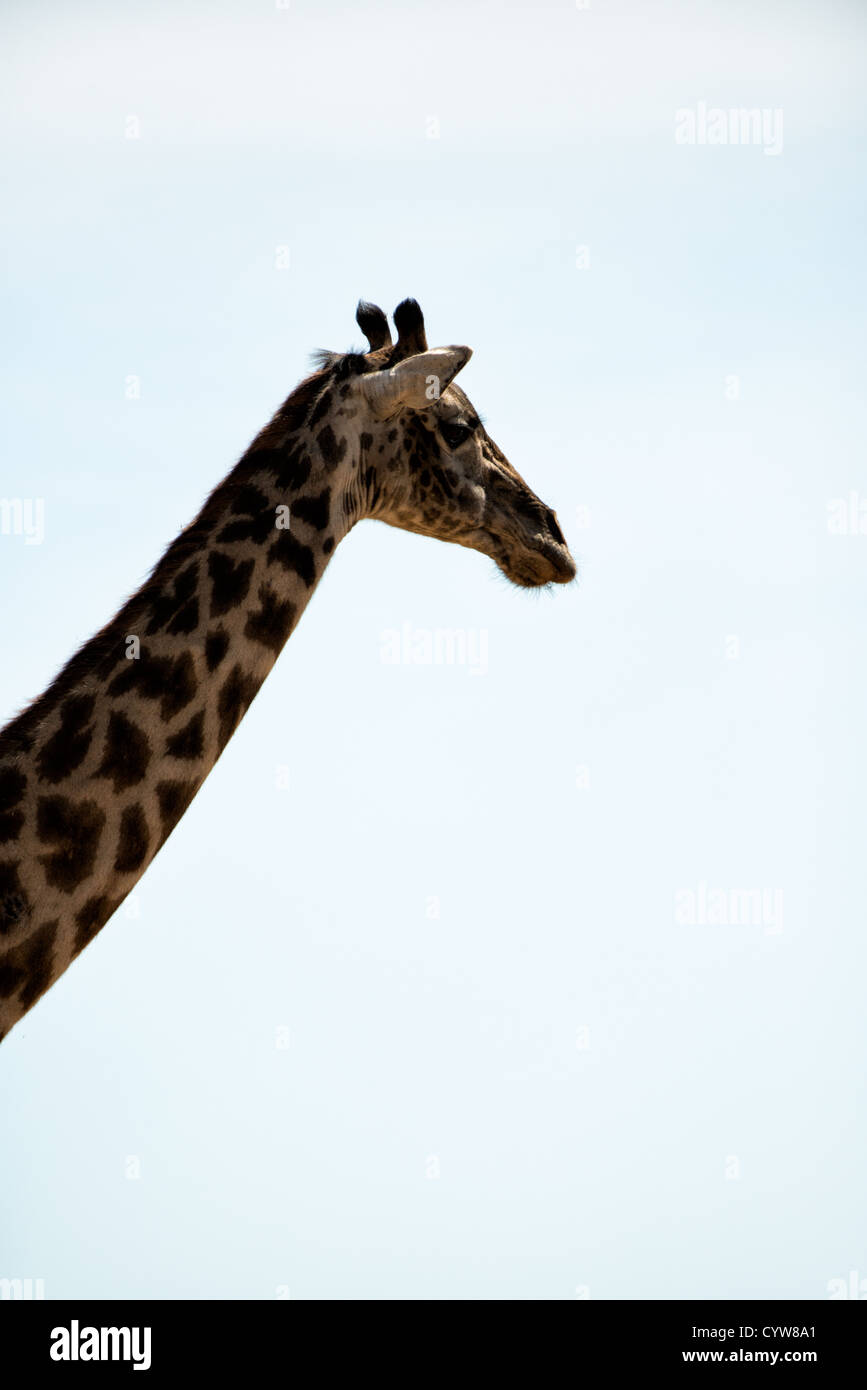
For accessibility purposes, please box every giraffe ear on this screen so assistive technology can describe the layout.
[355,346,472,419]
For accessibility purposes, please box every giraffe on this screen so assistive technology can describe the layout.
[0,299,575,1042]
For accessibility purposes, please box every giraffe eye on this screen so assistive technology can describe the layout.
[439,420,472,449]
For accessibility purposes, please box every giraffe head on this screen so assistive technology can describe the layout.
[322,299,575,588]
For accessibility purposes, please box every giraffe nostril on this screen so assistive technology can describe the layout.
[545,508,565,545]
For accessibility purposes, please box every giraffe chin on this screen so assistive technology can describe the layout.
[497,543,577,589]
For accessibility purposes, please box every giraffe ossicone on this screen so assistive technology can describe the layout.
[0,298,575,1042]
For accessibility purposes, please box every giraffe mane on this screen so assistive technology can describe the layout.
[0,368,330,759]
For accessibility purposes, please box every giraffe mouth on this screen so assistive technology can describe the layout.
[482,529,577,588]
[506,543,577,588]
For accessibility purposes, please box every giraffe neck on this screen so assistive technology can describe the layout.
[0,375,351,1040]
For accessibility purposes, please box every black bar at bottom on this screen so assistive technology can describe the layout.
[1,1297,864,1375]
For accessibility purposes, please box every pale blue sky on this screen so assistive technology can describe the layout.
[1,0,866,1300]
